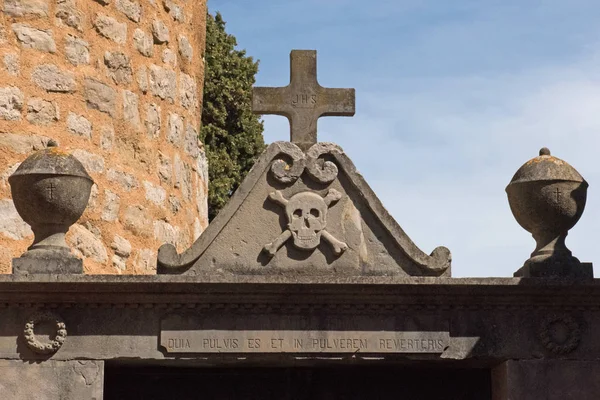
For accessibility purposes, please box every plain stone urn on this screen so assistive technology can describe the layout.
[8,142,94,274]
[506,147,592,279]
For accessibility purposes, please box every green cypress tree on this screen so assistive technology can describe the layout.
[201,12,265,221]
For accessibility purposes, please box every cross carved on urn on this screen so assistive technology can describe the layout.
[252,50,355,150]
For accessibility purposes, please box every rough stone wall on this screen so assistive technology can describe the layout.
[0,0,208,274]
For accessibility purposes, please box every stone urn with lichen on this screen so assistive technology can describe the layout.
[506,147,591,279]
[8,142,93,274]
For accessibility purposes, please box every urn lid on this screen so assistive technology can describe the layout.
[507,147,586,187]
[9,141,93,181]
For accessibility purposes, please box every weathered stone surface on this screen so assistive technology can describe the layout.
[88,182,99,209]
[55,0,84,31]
[152,19,170,43]
[163,0,183,21]
[149,64,176,103]
[31,64,76,92]
[123,90,140,128]
[84,78,116,116]
[100,125,114,151]
[133,28,154,57]
[195,149,208,183]
[4,0,48,17]
[162,48,177,67]
[12,23,56,53]
[134,248,156,272]
[101,189,120,222]
[173,153,191,201]
[158,151,171,184]
[154,219,179,245]
[0,86,24,121]
[105,51,133,85]
[193,217,202,240]
[123,205,152,237]
[145,103,161,138]
[0,198,32,240]
[179,72,197,109]
[72,149,104,173]
[195,177,207,217]
[65,35,89,65]
[67,112,92,138]
[0,360,104,400]
[94,14,127,44]
[116,0,141,22]
[27,97,58,125]
[136,65,148,93]
[184,123,199,158]
[111,234,131,258]
[68,223,108,263]
[178,35,193,61]
[107,168,139,191]
[1,163,20,189]
[167,113,183,146]
[144,180,166,206]
[168,195,180,214]
[3,53,19,76]
[0,133,51,154]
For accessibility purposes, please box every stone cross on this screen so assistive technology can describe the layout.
[252,50,355,150]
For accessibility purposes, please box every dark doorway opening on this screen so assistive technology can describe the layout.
[105,364,491,400]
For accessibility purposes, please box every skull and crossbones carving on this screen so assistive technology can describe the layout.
[264,189,349,257]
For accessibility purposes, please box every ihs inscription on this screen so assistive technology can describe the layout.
[292,94,317,108]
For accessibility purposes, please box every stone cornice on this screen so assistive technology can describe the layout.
[0,276,599,310]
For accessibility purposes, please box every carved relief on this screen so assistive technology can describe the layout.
[264,189,348,256]
[539,314,581,354]
[24,311,67,354]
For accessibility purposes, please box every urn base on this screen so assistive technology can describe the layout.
[13,248,83,274]
[514,255,593,279]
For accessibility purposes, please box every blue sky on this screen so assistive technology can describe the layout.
[208,0,600,277]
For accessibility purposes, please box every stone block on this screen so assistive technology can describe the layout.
[123,205,152,237]
[157,151,171,184]
[0,132,52,154]
[27,98,59,125]
[94,14,127,44]
[180,72,197,109]
[100,125,115,151]
[144,180,166,206]
[178,35,193,61]
[137,65,148,93]
[0,198,32,240]
[105,51,133,85]
[68,223,108,263]
[12,24,56,53]
[149,64,176,103]
[0,86,24,121]
[154,219,179,245]
[133,28,154,57]
[67,112,92,138]
[65,35,90,65]
[107,169,139,191]
[72,149,104,173]
[85,78,116,116]
[55,0,84,31]
[134,248,156,272]
[31,64,76,92]
[116,0,141,22]
[101,189,120,221]
[184,123,199,158]
[4,0,49,17]
[123,90,140,128]
[164,0,184,22]
[152,19,170,43]
[0,360,103,400]
[145,103,161,138]
[167,112,183,146]
[3,53,19,75]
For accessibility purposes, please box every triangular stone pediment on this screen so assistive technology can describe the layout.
[157,141,451,276]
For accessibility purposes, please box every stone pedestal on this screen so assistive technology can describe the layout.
[0,360,104,400]
[492,360,600,400]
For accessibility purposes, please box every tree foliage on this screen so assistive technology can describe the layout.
[201,12,265,221]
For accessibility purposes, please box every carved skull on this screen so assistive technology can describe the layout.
[286,192,327,249]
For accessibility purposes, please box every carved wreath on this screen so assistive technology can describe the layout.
[24,311,67,354]
[539,314,580,354]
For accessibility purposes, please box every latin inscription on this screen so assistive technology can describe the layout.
[161,330,449,354]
